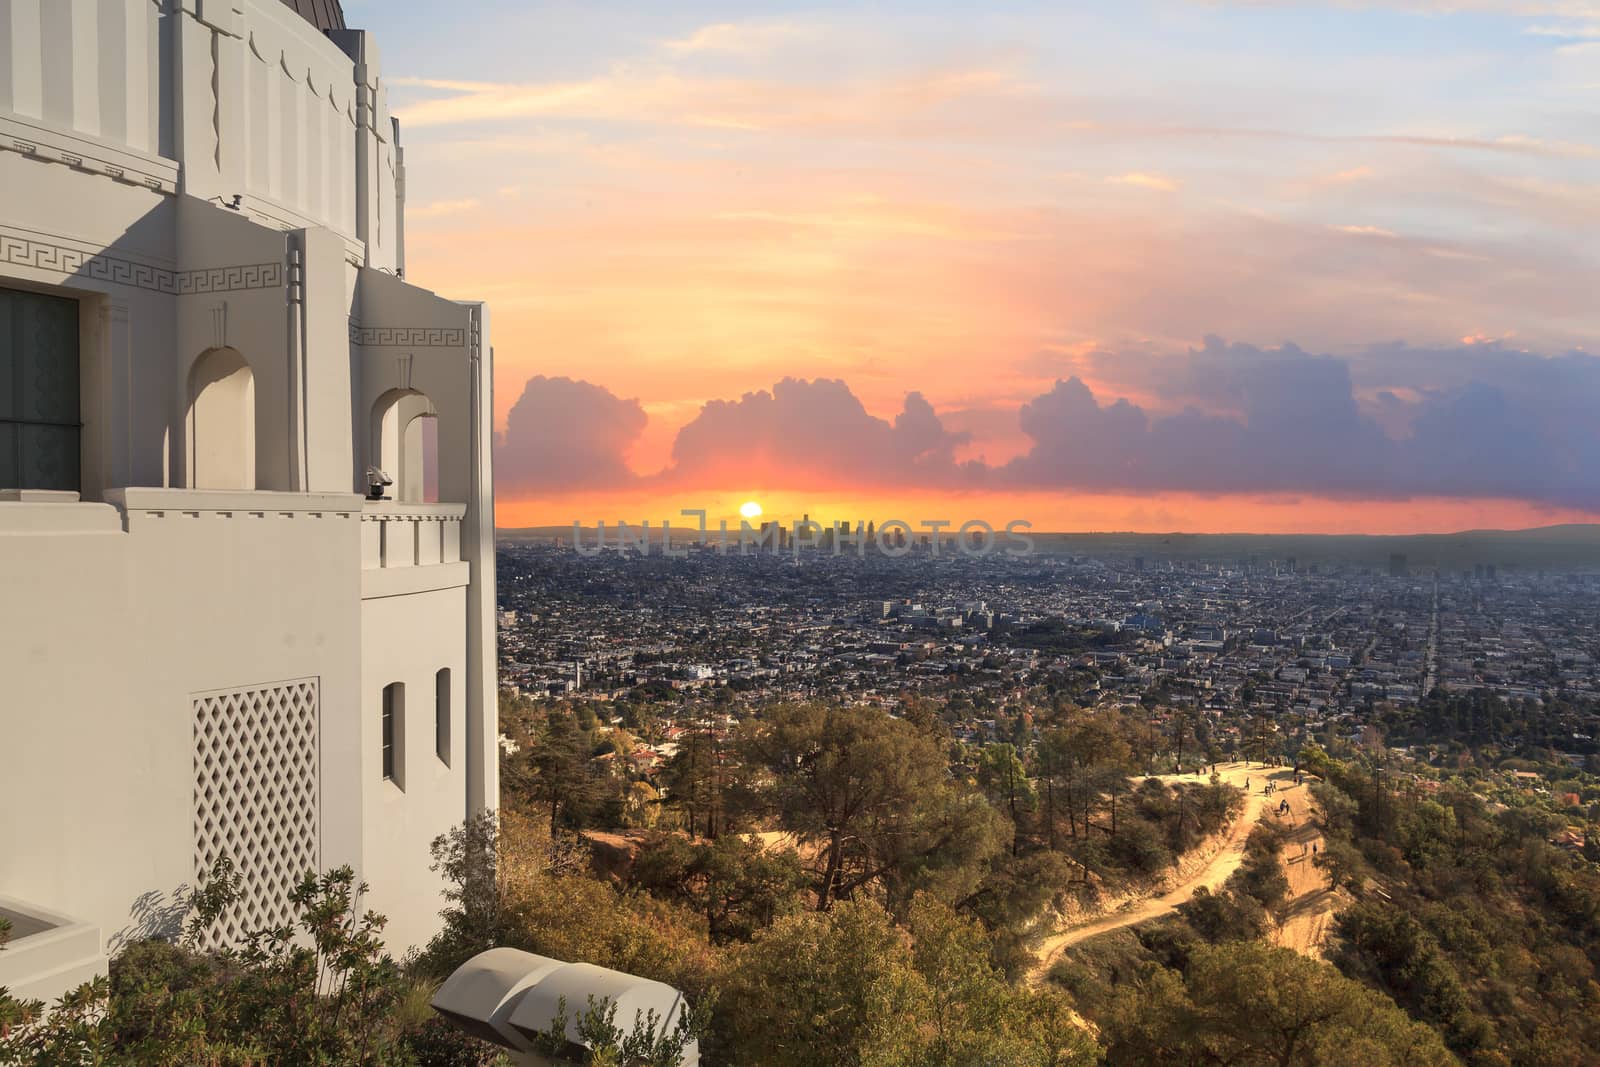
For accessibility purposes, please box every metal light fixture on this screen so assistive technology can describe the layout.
[366,467,393,500]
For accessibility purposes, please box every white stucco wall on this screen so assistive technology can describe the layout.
[0,491,365,949]
[0,0,497,997]
[361,579,470,952]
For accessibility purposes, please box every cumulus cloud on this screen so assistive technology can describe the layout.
[1000,339,1600,508]
[496,342,1600,509]
[496,376,646,492]
[668,377,974,489]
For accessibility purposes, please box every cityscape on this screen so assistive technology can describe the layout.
[498,533,1600,786]
[3,0,1599,1065]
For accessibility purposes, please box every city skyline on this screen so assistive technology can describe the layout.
[364,0,1600,532]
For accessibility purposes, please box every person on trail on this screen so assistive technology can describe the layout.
[1245,778,1250,790]
[1312,842,1318,856]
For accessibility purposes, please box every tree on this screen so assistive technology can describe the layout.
[956,851,1076,978]
[905,895,1097,1067]
[875,784,1009,916]
[739,705,948,910]
[660,719,729,839]
[515,707,605,836]
[1330,902,1472,1045]
[1039,710,1136,846]
[716,899,927,1066]
[628,833,808,943]
[977,743,1035,855]
[719,897,1098,1067]
[1101,941,1456,1066]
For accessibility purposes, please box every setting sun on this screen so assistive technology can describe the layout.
[738,500,764,520]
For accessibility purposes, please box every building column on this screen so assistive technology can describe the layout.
[462,304,497,816]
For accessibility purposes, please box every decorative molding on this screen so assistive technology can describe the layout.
[177,262,282,294]
[209,302,229,349]
[0,114,178,195]
[233,194,363,261]
[347,321,467,347]
[107,488,365,520]
[0,231,283,296]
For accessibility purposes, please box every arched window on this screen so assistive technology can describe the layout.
[371,388,438,503]
[435,667,451,766]
[188,347,255,490]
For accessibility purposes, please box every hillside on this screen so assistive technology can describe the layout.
[500,523,1600,571]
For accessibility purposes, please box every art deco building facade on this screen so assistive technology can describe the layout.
[0,0,497,1002]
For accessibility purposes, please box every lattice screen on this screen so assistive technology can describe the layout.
[192,679,320,950]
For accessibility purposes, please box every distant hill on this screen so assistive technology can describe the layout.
[499,523,1600,571]
[1024,524,1600,570]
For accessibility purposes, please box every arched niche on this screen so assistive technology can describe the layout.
[371,387,438,503]
[187,347,256,491]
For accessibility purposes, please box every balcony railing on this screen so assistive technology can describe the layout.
[361,501,465,569]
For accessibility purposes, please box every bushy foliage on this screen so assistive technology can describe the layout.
[1315,749,1600,1065]
[1099,941,1457,1066]
[626,832,808,943]
[416,809,1101,1063]
[0,862,496,1067]
[716,895,1097,1067]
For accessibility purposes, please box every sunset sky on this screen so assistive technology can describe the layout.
[349,0,1600,533]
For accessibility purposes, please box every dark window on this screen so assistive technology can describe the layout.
[435,668,451,765]
[0,287,80,491]
[382,682,404,788]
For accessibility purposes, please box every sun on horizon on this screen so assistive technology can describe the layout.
[738,500,764,521]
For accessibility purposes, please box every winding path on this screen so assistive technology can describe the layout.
[1027,763,1288,985]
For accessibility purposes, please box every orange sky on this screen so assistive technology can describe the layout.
[496,490,1600,539]
[382,5,1600,533]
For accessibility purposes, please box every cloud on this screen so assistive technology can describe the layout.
[497,341,1600,510]
[390,69,1592,162]
[1000,338,1600,507]
[1320,166,1377,184]
[1333,224,1399,237]
[1108,172,1181,192]
[496,376,647,492]
[1198,2,1600,14]
[1523,20,1600,34]
[661,22,812,55]
[390,64,1031,133]
[667,377,974,489]
[405,198,479,220]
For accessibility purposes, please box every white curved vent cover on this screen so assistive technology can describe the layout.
[192,679,321,951]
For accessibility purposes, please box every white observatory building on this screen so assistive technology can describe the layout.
[0,0,497,1002]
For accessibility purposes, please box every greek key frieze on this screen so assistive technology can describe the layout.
[347,322,467,347]
[0,232,283,296]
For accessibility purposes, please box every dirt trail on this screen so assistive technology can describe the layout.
[1267,775,1338,958]
[1026,762,1286,986]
